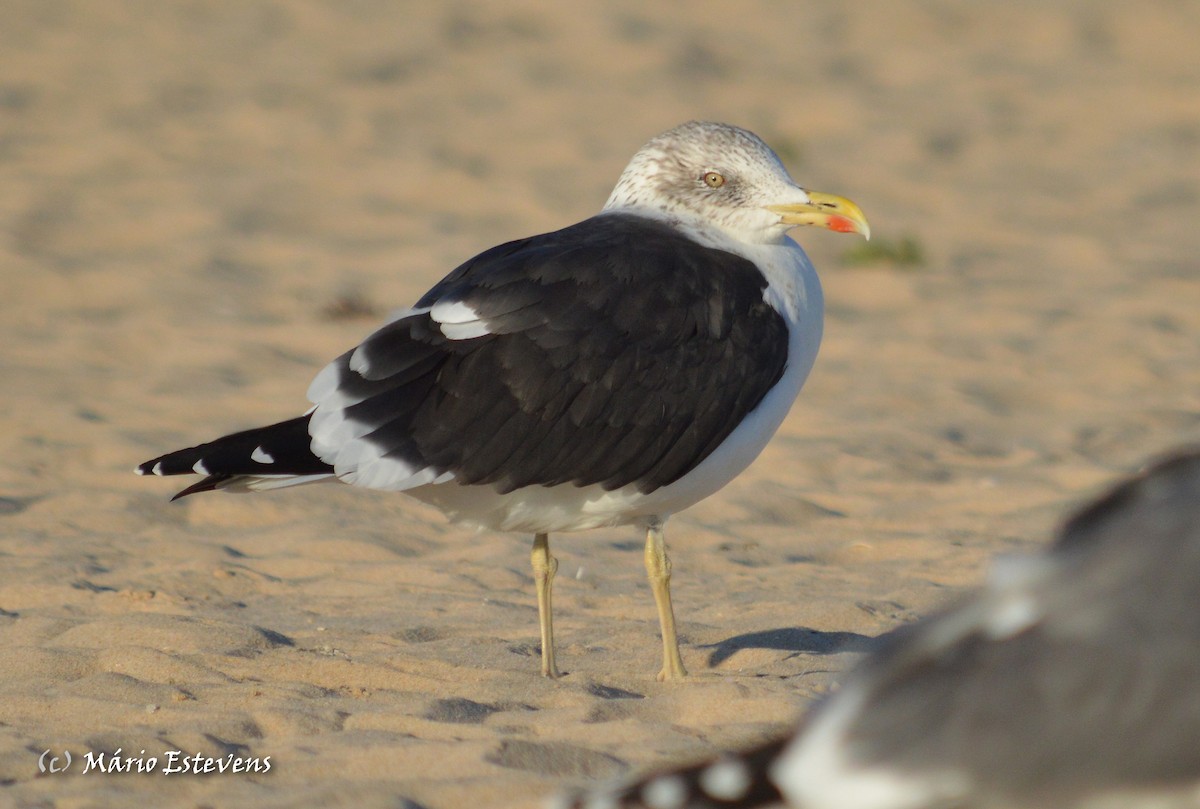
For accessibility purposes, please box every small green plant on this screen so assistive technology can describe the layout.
[840,234,925,268]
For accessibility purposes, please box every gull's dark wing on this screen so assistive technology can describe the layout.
[307,212,791,494]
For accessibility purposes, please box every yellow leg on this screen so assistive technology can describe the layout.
[644,520,688,681]
[531,532,561,678]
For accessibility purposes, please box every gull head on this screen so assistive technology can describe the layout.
[604,121,869,246]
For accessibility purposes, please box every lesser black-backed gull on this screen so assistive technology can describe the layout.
[136,121,870,681]
[559,447,1200,805]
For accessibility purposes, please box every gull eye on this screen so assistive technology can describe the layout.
[702,171,726,188]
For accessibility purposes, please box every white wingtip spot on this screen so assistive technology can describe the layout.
[251,446,275,464]
[699,757,753,801]
[192,460,209,475]
[152,462,164,476]
[641,775,687,809]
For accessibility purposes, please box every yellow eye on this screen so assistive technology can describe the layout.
[702,171,726,188]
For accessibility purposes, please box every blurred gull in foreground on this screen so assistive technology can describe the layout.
[559,448,1200,808]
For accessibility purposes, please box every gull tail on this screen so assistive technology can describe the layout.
[136,414,335,500]
[553,737,788,809]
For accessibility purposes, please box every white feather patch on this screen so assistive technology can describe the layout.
[344,451,455,492]
[304,303,462,493]
[307,400,455,493]
[250,446,275,464]
[430,299,491,340]
[192,460,209,475]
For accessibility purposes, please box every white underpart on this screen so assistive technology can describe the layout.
[772,678,969,809]
[429,299,491,340]
[250,446,275,464]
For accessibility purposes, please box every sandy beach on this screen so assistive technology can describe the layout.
[1,1,1198,806]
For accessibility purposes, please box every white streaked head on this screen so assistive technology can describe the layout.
[603,121,869,246]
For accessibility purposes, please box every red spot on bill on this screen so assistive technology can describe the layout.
[826,215,861,234]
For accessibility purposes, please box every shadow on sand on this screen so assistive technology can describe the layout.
[701,627,878,667]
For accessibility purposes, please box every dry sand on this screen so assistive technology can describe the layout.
[1,1,1198,806]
